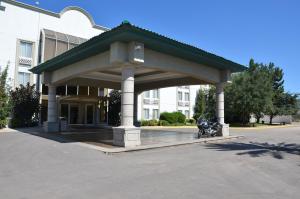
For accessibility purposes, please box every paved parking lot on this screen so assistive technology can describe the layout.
[0,124,299,199]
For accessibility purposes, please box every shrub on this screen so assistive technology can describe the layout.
[158,120,169,126]
[141,120,158,126]
[159,112,176,124]
[159,111,186,124]
[174,112,186,123]
[10,83,40,128]
[185,118,195,124]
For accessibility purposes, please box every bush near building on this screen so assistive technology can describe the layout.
[0,66,9,128]
[140,112,193,126]
[160,111,186,124]
[10,83,40,128]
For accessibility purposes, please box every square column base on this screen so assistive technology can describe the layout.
[221,124,230,137]
[43,121,59,133]
[113,126,141,147]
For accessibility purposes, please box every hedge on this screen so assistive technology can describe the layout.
[159,111,186,124]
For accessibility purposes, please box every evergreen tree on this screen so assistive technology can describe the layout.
[265,64,285,124]
[205,86,216,120]
[0,66,9,128]
[247,59,273,123]
[193,89,206,120]
[10,83,40,127]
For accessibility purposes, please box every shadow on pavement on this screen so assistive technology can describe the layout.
[15,127,114,146]
[14,127,199,148]
[206,141,300,159]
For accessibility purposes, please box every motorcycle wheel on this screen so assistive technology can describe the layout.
[198,130,203,139]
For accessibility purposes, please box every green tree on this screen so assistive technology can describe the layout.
[193,86,216,120]
[282,93,298,116]
[224,72,253,125]
[0,66,9,128]
[224,59,273,125]
[265,64,285,124]
[205,86,216,120]
[10,83,40,128]
[247,59,273,123]
[108,90,121,126]
[193,89,206,120]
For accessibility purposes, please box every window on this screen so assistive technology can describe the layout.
[178,91,182,101]
[144,109,149,119]
[20,41,33,58]
[178,110,182,113]
[184,92,190,101]
[152,89,159,99]
[60,104,68,119]
[185,110,190,118]
[153,109,159,119]
[144,91,150,98]
[18,72,30,86]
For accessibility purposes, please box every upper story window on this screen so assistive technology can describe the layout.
[152,89,159,99]
[18,72,30,86]
[184,92,190,101]
[144,91,150,98]
[20,41,33,58]
[153,109,159,119]
[185,110,190,118]
[144,108,150,120]
[178,91,183,101]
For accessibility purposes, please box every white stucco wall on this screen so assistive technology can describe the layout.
[0,1,105,88]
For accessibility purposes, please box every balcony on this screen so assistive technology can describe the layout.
[143,98,159,105]
[178,101,190,107]
[19,56,32,66]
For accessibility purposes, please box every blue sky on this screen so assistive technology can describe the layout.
[19,0,300,93]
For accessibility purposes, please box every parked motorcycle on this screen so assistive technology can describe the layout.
[196,118,222,138]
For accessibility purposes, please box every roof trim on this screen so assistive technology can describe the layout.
[0,0,110,31]
[30,22,247,74]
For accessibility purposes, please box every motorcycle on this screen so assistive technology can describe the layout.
[196,118,222,138]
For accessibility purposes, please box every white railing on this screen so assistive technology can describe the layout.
[178,101,190,107]
[19,56,32,66]
[143,99,159,105]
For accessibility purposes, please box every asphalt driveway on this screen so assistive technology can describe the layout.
[0,125,299,199]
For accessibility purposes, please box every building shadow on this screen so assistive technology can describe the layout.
[14,127,114,146]
[205,141,300,159]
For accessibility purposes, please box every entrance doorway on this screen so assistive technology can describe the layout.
[70,105,79,124]
[85,104,94,124]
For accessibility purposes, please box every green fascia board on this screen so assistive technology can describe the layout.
[30,23,247,74]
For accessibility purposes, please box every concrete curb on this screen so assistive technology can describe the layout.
[75,135,244,154]
[141,126,197,129]
[230,124,296,130]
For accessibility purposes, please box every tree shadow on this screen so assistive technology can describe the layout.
[205,141,300,159]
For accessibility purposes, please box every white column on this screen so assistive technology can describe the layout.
[216,83,225,124]
[48,85,57,123]
[121,66,135,127]
[113,66,141,147]
[216,82,229,136]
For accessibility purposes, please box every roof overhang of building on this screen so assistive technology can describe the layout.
[30,22,247,74]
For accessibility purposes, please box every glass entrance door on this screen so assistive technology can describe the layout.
[69,105,79,124]
[86,105,94,124]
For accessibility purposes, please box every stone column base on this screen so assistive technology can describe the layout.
[43,121,59,133]
[113,126,141,147]
[221,123,230,137]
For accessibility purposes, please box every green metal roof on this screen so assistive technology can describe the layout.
[30,22,247,74]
